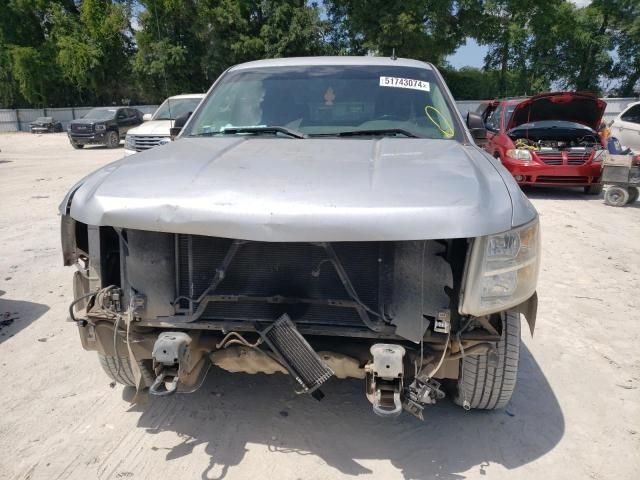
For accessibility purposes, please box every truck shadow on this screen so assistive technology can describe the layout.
[131,344,563,479]
[0,296,49,344]
[523,186,603,200]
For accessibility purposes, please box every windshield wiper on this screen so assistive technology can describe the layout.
[317,128,420,138]
[220,126,306,139]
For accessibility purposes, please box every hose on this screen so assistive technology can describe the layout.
[68,291,96,326]
[425,330,451,379]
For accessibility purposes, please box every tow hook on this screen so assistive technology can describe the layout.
[365,344,406,417]
[149,371,179,396]
[150,332,192,396]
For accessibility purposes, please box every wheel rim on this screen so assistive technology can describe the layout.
[606,187,628,206]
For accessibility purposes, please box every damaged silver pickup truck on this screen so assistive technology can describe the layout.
[60,57,540,419]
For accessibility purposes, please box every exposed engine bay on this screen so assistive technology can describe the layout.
[508,121,603,152]
[65,223,536,419]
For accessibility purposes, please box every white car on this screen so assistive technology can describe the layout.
[124,94,205,155]
[610,101,640,153]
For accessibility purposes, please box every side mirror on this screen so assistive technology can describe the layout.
[466,112,488,146]
[143,113,152,121]
[170,111,192,140]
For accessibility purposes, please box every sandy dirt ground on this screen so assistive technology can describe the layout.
[0,132,638,480]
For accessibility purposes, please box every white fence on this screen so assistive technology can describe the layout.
[0,98,637,133]
[0,105,158,132]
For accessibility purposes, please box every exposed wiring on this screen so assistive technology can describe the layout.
[418,240,426,377]
[426,330,451,379]
[68,291,96,326]
[177,362,212,394]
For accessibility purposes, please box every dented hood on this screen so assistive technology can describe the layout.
[65,137,523,241]
[507,91,606,131]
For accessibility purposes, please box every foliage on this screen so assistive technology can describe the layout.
[0,0,637,108]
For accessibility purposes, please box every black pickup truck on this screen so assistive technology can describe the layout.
[67,107,143,149]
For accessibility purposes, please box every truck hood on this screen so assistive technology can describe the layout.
[507,91,606,131]
[127,120,172,136]
[65,137,529,242]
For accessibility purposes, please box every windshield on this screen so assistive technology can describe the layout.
[184,65,462,140]
[153,97,203,121]
[84,108,116,120]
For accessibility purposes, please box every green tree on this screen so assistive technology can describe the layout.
[50,0,135,104]
[326,0,480,63]
[0,0,70,106]
[609,0,640,96]
[552,0,615,93]
[133,0,331,103]
[473,0,559,97]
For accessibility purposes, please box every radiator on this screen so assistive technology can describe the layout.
[176,234,388,327]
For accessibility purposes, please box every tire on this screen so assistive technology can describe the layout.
[584,184,603,195]
[105,130,120,148]
[454,310,520,410]
[98,353,154,387]
[70,141,84,149]
[604,186,629,207]
[627,187,639,204]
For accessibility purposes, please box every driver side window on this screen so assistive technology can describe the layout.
[485,105,503,132]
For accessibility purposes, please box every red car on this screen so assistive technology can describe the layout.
[476,92,608,194]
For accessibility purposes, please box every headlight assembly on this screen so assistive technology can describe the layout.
[124,135,134,150]
[460,219,540,316]
[506,149,532,162]
[95,124,106,131]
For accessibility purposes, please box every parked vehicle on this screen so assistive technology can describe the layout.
[124,94,205,155]
[67,107,143,149]
[30,116,63,133]
[60,57,540,419]
[609,101,640,153]
[476,92,608,194]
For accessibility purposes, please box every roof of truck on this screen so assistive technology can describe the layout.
[230,56,434,71]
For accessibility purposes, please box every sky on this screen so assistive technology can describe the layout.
[446,38,487,69]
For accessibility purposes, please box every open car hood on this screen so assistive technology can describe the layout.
[507,92,606,131]
[63,137,530,242]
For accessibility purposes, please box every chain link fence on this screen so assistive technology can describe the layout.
[0,106,158,132]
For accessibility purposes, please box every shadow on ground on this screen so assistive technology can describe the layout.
[523,186,603,201]
[524,186,639,208]
[0,297,49,343]
[130,345,563,479]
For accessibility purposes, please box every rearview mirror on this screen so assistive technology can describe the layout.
[466,112,488,146]
[170,111,192,140]
[143,113,152,121]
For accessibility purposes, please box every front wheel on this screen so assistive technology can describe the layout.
[604,186,629,207]
[584,184,603,195]
[105,130,120,149]
[454,310,520,410]
[98,353,154,387]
